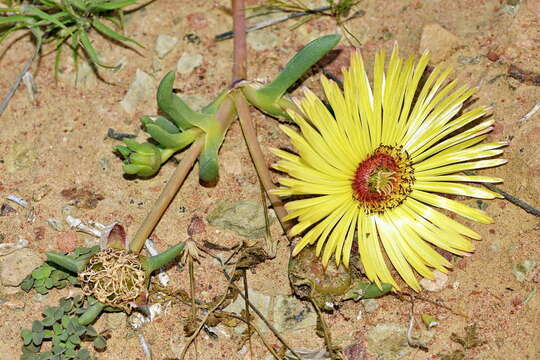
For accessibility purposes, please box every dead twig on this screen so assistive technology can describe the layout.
[234,92,293,232]
[178,266,238,359]
[215,6,331,41]
[215,311,281,360]
[463,170,540,217]
[517,101,540,127]
[0,32,41,117]
[243,270,254,359]
[405,295,428,350]
[217,257,304,360]
[310,299,341,359]
[398,292,468,319]
[130,139,204,253]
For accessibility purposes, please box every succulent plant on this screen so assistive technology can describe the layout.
[20,295,109,360]
[44,238,185,316]
[20,246,100,295]
[20,228,185,359]
[114,35,342,180]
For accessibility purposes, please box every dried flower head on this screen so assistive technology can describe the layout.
[79,248,146,311]
[272,46,507,290]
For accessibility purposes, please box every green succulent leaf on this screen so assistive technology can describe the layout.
[343,281,393,301]
[151,115,180,133]
[20,275,35,292]
[53,323,63,336]
[85,325,97,337]
[243,34,341,118]
[41,317,55,327]
[32,331,44,346]
[93,335,107,350]
[43,330,54,339]
[78,301,105,326]
[45,252,89,274]
[32,321,44,333]
[142,242,185,275]
[156,71,197,131]
[145,123,201,149]
[32,265,53,280]
[92,17,143,47]
[21,329,33,345]
[68,334,81,345]
[89,0,137,12]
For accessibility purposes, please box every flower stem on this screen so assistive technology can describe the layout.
[129,140,203,254]
[234,92,293,232]
[232,0,247,81]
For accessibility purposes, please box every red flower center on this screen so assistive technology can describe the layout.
[351,145,414,213]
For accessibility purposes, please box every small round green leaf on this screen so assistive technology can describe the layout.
[32,331,43,346]
[93,335,107,350]
[32,265,53,280]
[68,334,81,345]
[21,329,33,345]
[32,321,44,333]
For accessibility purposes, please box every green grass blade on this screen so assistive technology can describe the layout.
[23,5,69,31]
[69,0,88,11]
[91,17,143,47]
[0,15,32,25]
[78,29,119,69]
[90,0,137,12]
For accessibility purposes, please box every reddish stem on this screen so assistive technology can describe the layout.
[232,0,247,81]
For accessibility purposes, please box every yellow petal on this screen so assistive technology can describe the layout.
[410,189,493,224]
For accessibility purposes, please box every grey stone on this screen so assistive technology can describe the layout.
[61,204,78,218]
[107,312,127,329]
[120,69,155,114]
[419,23,462,63]
[207,199,273,239]
[457,55,481,64]
[361,298,379,313]
[155,34,178,59]
[512,259,537,282]
[248,30,280,51]
[0,248,43,286]
[5,143,37,172]
[224,288,272,333]
[75,61,97,88]
[367,323,411,360]
[272,295,316,333]
[47,218,65,232]
[176,53,203,74]
[419,270,448,292]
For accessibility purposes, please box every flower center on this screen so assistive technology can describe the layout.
[352,145,414,213]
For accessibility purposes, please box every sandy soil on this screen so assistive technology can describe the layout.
[1,0,539,359]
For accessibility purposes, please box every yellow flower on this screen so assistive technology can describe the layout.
[272,46,507,291]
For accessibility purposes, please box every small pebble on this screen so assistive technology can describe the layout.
[0,203,15,216]
[32,184,51,202]
[155,34,178,59]
[419,270,448,292]
[47,218,64,232]
[487,51,500,62]
[176,53,203,74]
[54,230,80,252]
